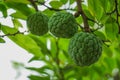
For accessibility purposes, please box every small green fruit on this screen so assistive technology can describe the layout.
[68,32,102,66]
[27,12,48,36]
[48,12,78,38]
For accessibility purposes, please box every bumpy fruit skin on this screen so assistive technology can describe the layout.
[68,32,102,66]
[48,12,78,38]
[27,12,48,36]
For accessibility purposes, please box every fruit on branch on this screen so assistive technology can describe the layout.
[27,12,48,36]
[68,32,102,66]
[48,12,78,38]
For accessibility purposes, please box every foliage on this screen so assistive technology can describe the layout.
[0,0,120,80]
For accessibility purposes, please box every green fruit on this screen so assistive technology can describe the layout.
[68,32,102,66]
[48,12,78,38]
[27,12,48,36]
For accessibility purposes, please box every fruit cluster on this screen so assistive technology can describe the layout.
[27,11,102,66]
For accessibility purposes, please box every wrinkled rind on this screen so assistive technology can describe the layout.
[27,12,48,36]
[68,32,102,66]
[48,12,78,38]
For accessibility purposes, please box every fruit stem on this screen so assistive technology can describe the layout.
[55,38,64,80]
[75,0,91,32]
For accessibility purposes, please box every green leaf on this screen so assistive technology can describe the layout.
[69,0,74,4]
[105,23,118,40]
[60,0,68,4]
[49,37,57,58]
[26,66,51,74]
[10,11,27,20]
[5,0,30,4]
[43,9,55,18]
[104,57,116,70]
[0,37,5,43]
[12,18,23,29]
[84,9,94,20]
[49,1,62,8]
[5,1,33,16]
[2,26,43,57]
[76,16,83,24]
[28,75,50,80]
[103,45,113,57]
[98,0,110,12]
[58,38,69,52]
[88,0,104,21]
[94,31,106,40]
[28,34,49,54]
[0,2,7,17]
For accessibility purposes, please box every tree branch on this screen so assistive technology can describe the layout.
[0,31,28,37]
[37,1,74,11]
[75,0,90,32]
[28,0,39,11]
[87,18,104,32]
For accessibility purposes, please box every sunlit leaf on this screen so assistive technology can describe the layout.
[43,9,55,18]
[49,1,63,8]
[5,0,30,4]
[5,1,33,16]
[12,18,23,29]
[10,11,27,20]
[88,0,104,21]
[2,26,43,57]
[60,0,68,4]
[28,34,49,54]
[0,37,5,43]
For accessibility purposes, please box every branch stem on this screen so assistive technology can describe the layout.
[75,0,90,32]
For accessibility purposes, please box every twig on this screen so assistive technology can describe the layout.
[87,18,104,32]
[28,0,39,11]
[75,0,90,32]
[0,31,28,37]
[36,1,75,11]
